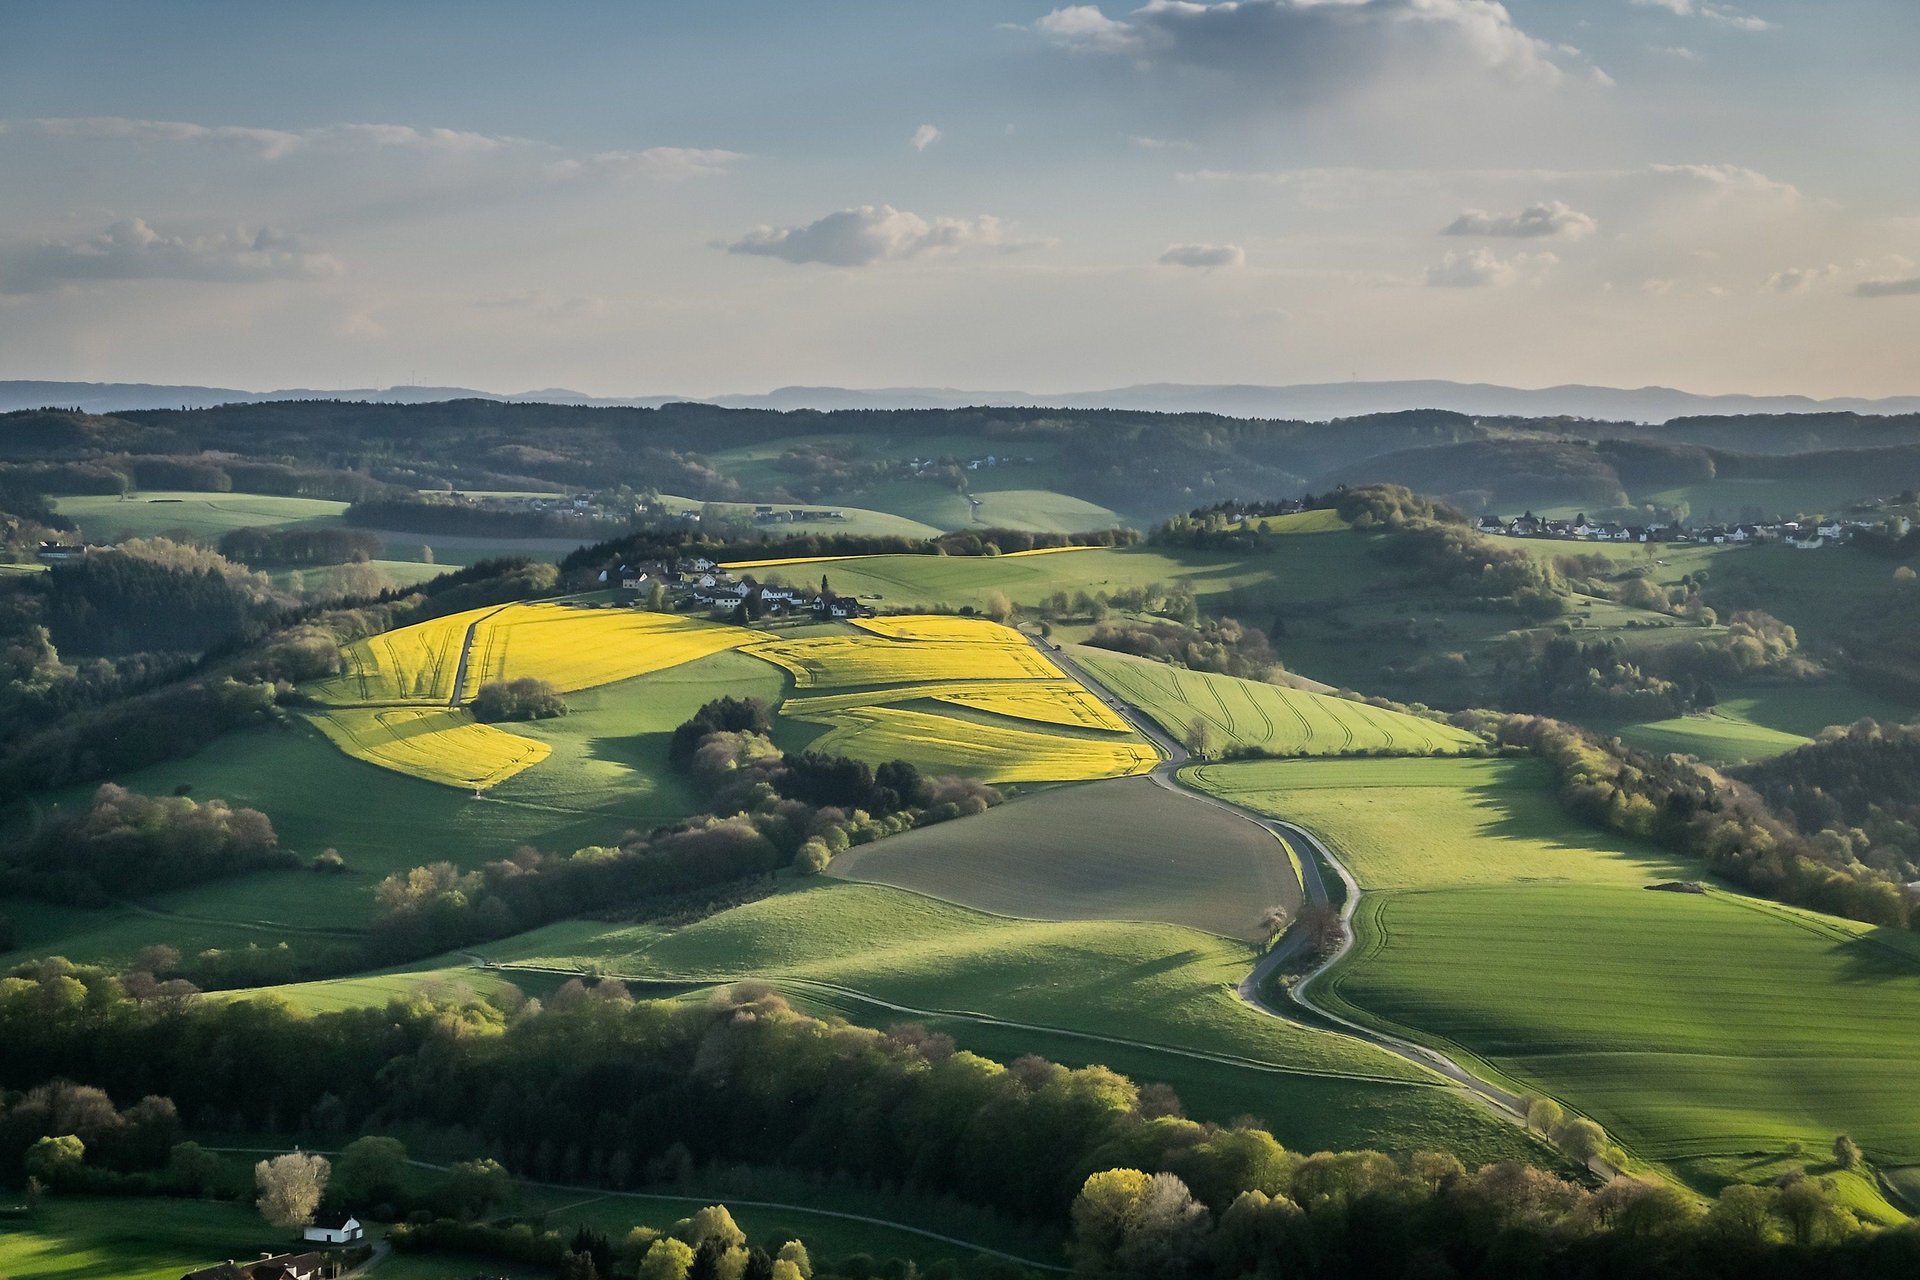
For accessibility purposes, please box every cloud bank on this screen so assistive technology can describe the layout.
[0,219,340,294]
[727,205,1013,267]
[1442,201,1598,240]
[1158,242,1246,268]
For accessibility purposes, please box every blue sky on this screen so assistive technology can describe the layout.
[1,1,1915,397]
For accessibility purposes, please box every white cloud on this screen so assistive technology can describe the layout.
[726,205,1016,267]
[0,218,340,294]
[16,116,738,183]
[24,115,514,159]
[912,124,942,151]
[1127,134,1193,150]
[1425,248,1557,288]
[1029,1,1583,96]
[1649,163,1801,199]
[1763,264,1836,293]
[1856,276,1920,299]
[547,147,744,181]
[1651,45,1701,60]
[1033,5,1144,54]
[1628,1,1775,31]
[1442,201,1598,240]
[1158,242,1246,268]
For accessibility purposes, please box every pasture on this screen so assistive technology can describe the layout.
[0,1196,288,1280]
[476,882,1546,1163]
[828,775,1299,940]
[51,490,348,542]
[968,488,1123,533]
[1192,757,1920,1195]
[1076,649,1483,757]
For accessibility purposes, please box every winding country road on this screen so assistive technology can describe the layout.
[1036,637,1537,1129]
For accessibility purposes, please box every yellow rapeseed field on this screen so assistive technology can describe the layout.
[929,683,1130,732]
[742,619,1060,688]
[464,604,767,694]
[306,602,768,787]
[790,705,1156,783]
[309,605,502,706]
[306,706,551,789]
[783,679,1130,732]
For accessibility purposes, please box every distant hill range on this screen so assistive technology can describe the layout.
[7,378,1920,423]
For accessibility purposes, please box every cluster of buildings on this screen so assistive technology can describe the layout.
[586,555,873,619]
[1475,513,1862,550]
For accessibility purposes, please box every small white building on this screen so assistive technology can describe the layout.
[303,1214,365,1245]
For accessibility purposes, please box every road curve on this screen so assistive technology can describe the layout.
[1036,636,1534,1129]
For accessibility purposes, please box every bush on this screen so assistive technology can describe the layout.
[469,677,568,722]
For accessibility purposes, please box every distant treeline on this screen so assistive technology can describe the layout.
[1739,721,1920,882]
[345,496,622,539]
[565,526,1138,573]
[217,526,383,566]
[14,400,1920,526]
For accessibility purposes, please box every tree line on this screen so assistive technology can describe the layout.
[1,968,1908,1278]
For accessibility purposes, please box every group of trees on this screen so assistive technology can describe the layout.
[1066,1157,1906,1280]
[216,526,383,567]
[0,783,290,905]
[1476,714,1918,929]
[1739,720,1920,885]
[470,677,569,722]
[1086,617,1279,681]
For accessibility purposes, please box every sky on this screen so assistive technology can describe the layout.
[0,0,1916,399]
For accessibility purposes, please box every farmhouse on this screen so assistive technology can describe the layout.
[182,1253,333,1280]
[303,1214,364,1245]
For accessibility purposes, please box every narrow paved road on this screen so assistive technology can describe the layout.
[445,604,511,707]
[1036,636,1536,1130]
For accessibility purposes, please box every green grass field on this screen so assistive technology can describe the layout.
[51,490,349,542]
[655,492,945,539]
[1610,712,1811,764]
[1075,649,1483,757]
[1191,756,1920,1201]
[828,776,1299,941]
[1609,684,1912,763]
[0,1196,291,1280]
[472,879,1547,1164]
[968,489,1123,534]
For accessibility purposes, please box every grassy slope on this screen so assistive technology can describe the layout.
[1075,648,1482,757]
[51,491,348,541]
[0,651,786,966]
[0,1197,289,1280]
[475,880,1546,1164]
[968,489,1123,534]
[827,775,1300,941]
[1191,757,1920,1195]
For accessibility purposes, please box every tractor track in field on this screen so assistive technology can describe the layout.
[1035,636,1550,1139]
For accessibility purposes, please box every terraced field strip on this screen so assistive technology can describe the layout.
[793,705,1156,782]
[1074,649,1482,757]
[785,680,1129,733]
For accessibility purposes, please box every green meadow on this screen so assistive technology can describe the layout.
[1075,649,1483,757]
[472,879,1548,1164]
[1191,756,1920,1206]
[51,490,349,542]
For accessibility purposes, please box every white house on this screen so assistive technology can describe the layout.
[303,1214,364,1245]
